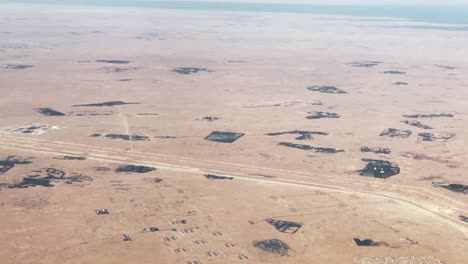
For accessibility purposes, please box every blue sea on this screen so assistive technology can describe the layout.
[2,1,468,27]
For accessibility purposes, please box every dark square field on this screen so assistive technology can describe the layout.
[205,131,244,143]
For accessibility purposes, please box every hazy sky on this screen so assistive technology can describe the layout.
[185,0,468,4]
[1,0,467,4]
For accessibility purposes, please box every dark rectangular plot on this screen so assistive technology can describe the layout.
[360,147,391,154]
[402,120,433,129]
[307,86,347,94]
[199,116,220,122]
[204,174,233,180]
[435,65,455,70]
[266,130,328,140]
[154,136,177,139]
[306,112,340,119]
[266,218,302,234]
[34,108,65,116]
[98,67,141,73]
[62,156,86,160]
[72,101,140,107]
[5,64,34,70]
[360,159,400,179]
[205,131,244,143]
[353,238,386,246]
[418,133,455,142]
[8,177,54,188]
[380,128,412,138]
[116,165,156,174]
[278,142,344,153]
[173,67,209,74]
[96,209,109,215]
[347,61,382,68]
[437,183,468,194]
[96,60,131,64]
[105,134,149,141]
[459,215,468,223]
[403,113,453,118]
[384,70,405,74]
[69,110,114,116]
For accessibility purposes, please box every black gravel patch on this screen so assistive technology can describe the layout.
[265,218,302,234]
[353,238,386,246]
[89,133,102,137]
[199,116,220,122]
[205,131,244,143]
[8,177,54,188]
[278,142,344,153]
[418,133,455,142]
[116,165,156,174]
[62,156,86,160]
[63,174,93,184]
[307,86,347,94]
[118,79,132,82]
[403,113,453,118]
[436,183,468,194]
[402,120,433,129]
[204,174,233,180]
[123,234,132,241]
[306,111,341,119]
[435,65,455,70]
[384,70,405,74]
[173,67,209,74]
[98,67,141,73]
[34,108,65,116]
[360,147,391,154]
[393,81,408,85]
[96,209,109,215]
[145,227,160,232]
[253,239,290,256]
[96,60,131,64]
[249,173,277,179]
[105,134,149,141]
[0,157,32,176]
[265,130,328,140]
[136,113,159,116]
[360,159,400,179]
[73,101,140,107]
[459,215,468,222]
[5,168,92,189]
[69,110,114,116]
[154,136,177,139]
[5,64,34,70]
[380,128,412,138]
[347,61,382,67]
[43,168,65,179]
[95,167,111,172]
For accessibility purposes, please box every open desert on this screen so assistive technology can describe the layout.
[0,2,467,264]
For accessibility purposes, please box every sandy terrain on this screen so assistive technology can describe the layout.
[0,3,467,264]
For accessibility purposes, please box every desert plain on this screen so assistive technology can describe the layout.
[0,3,467,264]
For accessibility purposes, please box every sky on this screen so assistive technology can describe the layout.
[1,0,467,5]
[181,0,468,4]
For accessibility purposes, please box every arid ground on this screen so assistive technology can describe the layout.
[0,3,467,264]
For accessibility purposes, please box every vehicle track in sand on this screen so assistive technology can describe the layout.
[0,134,466,233]
[0,134,465,210]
